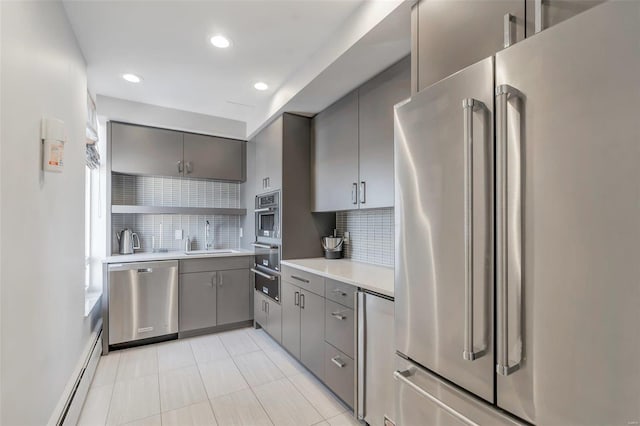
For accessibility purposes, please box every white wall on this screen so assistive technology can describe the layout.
[97,95,246,140]
[0,1,100,424]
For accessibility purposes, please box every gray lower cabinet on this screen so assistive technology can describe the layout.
[111,122,183,177]
[281,280,326,380]
[311,90,359,212]
[179,257,253,334]
[183,133,245,181]
[325,299,354,358]
[254,290,282,343]
[300,290,325,380]
[281,281,301,357]
[217,269,252,325]
[325,342,355,408]
[180,271,218,332]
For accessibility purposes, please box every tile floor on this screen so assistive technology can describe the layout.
[78,327,361,426]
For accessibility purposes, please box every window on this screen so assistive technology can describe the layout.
[84,92,102,316]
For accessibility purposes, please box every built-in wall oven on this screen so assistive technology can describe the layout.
[255,192,280,241]
[251,243,280,302]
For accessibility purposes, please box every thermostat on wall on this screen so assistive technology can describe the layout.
[41,117,66,173]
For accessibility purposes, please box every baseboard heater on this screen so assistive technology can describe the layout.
[52,327,103,426]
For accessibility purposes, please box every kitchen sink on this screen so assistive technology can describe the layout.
[184,249,236,255]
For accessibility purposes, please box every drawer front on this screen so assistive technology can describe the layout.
[324,342,354,408]
[325,279,356,309]
[325,299,354,358]
[180,256,252,274]
[281,265,325,296]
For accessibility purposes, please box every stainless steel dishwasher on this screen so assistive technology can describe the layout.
[108,260,179,346]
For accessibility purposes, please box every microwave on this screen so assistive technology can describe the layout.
[255,191,280,240]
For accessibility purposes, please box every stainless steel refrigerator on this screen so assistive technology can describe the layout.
[394,2,640,425]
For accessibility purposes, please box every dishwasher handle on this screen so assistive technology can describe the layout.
[108,260,178,272]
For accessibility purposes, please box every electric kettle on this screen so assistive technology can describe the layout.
[116,228,140,254]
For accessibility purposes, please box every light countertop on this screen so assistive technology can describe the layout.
[280,258,394,298]
[103,249,254,264]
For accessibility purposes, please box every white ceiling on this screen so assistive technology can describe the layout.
[63,0,368,123]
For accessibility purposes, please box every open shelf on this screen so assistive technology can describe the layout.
[111,205,247,216]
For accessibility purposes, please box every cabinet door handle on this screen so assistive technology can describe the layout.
[266,177,270,188]
[534,0,544,34]
[332,289,347,297]
[291,275,309,284]
[185,161,193,174]
[331,312,346,320]
[177,161,183,173]
[300,294,305,309]
[219,273,224,287]
[294,291,300,306]
[351,182,358,204]
[503,13,515,48]
[331,356,346,368]
[210,273,216,288]
[360,181,366,204]
[266,301,269,314]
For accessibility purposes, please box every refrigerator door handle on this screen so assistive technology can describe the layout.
[394,369,480,426]
[462,98,486,362]
[496,84,523,376]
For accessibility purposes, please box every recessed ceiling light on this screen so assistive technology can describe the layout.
[210,35,231,49]
[122,73,141,83]
[254,82,269,91]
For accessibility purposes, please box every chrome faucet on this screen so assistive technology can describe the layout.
[206,220,212,250]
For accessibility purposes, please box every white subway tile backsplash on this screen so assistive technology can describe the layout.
[335,208,394,267]
[111,175,241,253]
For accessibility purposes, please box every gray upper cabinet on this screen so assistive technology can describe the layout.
[179,271,218,332]
[311,90,359,212]
[312,59,410,212]
[217,269,252,325]
[358,57,411,209]
[111,122,183,177]
[183,133,245,182]
[414,0,525,91]
[524,0,605,36]
[254,116,283,193]
[110,122,246,182]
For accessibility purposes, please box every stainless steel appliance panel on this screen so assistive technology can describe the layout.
[395,355,524,426]
[495,3,640,423]
[395,56,495,402]
[253,266,280,302]
[108,261,178,345]
[255,191,281,242]
[357,291,395,426]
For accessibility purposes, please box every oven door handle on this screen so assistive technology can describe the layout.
[251,268,276,281]
[254,207,276,213]
[251,242,278,249]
